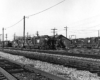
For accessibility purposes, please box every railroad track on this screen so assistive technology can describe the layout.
[0,67,17,80]
[2,48,100,75]
[0,56,68,80]
[0,57,18,80]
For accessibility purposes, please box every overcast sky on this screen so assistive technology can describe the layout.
[1,0,100,40]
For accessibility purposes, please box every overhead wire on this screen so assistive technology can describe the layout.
[56,26,98,35]
[85,23,100,29]
[67,14,100,26]
[4,0,65,30]
[5,18,23,30]
[68,22,100,32]
[27,0,65,18]
[4,0,99,38]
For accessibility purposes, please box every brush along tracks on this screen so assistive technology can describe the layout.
[0,56,69,80]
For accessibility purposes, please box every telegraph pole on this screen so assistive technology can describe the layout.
[23,16,25,39]
[51,28,57,49]
[36,31,39,37]
[0,34,2,41]
[5,34,7,41]
[98,30,100,37]
[64,26,67,38]
[27,32,28,38]
[2,27,4,48]
[23,16,25,47]
[51,28,57,36]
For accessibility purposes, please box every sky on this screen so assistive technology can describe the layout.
[0,0,100,40]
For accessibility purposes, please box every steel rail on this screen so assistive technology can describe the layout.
[0,67,17,80]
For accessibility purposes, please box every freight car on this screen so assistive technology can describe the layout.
[71,37,100,49]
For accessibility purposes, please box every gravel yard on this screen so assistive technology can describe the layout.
[0,51,100,80]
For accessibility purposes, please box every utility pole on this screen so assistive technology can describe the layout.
[23,16,25,47]
[5,34,7,41]
[51,28,57,49]
[98,30,100,37]
[64,26,67,38]
[36,31,39,37]
[51,28,57,36]
[2,27,4,48]
[0,34,2,41]
[23,16,25,40]
[27,32,28,38]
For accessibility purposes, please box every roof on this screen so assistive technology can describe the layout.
[49,35,71,41]
[55,35,71,41]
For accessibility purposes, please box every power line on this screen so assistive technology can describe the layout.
[86,23,100,29]
[5,18,23,30]
[27,0,65,17]
[68,23,100,33]
[68,20,98,29]
[67,14,100,26]
[2,28,4,48]
[69,30,97,33]
[5,34,7,41]
[57,27,97,34]
[68,21,100,31]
